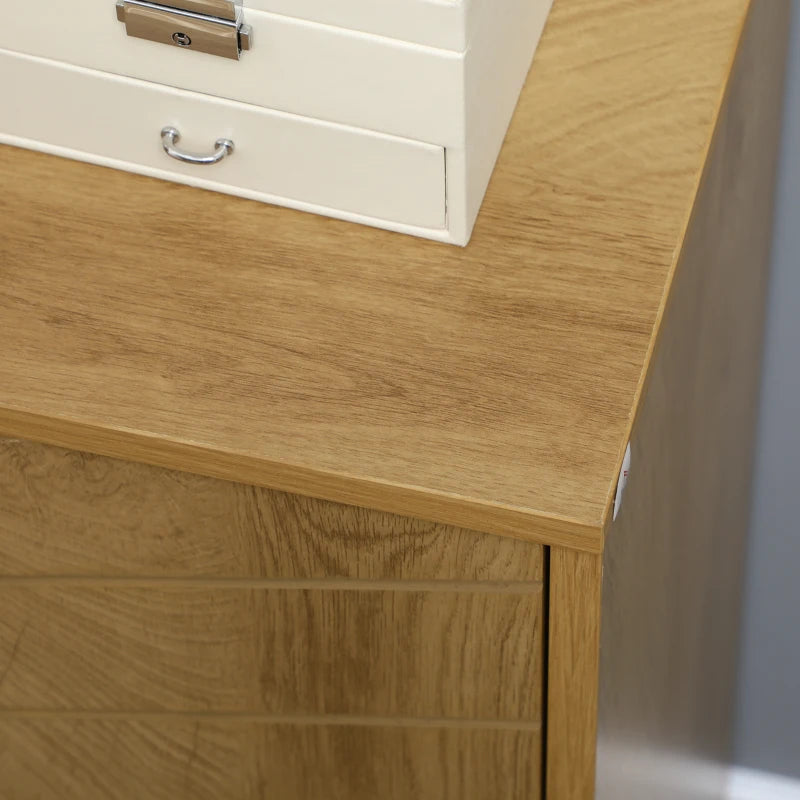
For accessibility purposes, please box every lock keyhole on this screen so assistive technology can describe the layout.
[172,31,192,46]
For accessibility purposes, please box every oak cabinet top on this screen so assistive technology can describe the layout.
[0,0,752,552]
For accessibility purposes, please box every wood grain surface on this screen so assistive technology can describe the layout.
[0,719,541,800]
[0,0,752,550]
[596,2,790,799]
[0,584,543,720]
[0,437,542,581]
[544,548,602,800]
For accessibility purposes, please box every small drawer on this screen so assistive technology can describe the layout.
[0,720,542,800]
[0,585,544,720]
[0,49,446,231]
[0,438,545,582]
[0,0,463,144]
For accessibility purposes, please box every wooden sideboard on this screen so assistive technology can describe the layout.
[0,1,789,798]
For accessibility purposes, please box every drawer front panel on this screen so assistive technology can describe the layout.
[0,586,544,720]
[0,2,463,143]
[0,439,544,582]
[0,720,542,800]
[0,50,446,230]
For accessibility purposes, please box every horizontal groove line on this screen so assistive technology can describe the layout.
[0,711,542,731]
[0,577,543,593]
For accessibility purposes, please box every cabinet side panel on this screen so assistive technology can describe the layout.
[596,3,790,799]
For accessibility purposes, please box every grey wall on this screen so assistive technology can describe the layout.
[734,3,800,780]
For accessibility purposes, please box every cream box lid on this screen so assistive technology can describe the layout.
[241,0,474,51]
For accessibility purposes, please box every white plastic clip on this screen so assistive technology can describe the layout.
[613,442,631,522]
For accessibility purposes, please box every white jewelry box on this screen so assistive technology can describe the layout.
[0,0,553,244]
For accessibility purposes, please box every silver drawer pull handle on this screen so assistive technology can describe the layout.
[160,126,234,165]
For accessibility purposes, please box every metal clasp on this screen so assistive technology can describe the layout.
[116,0,252,61]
